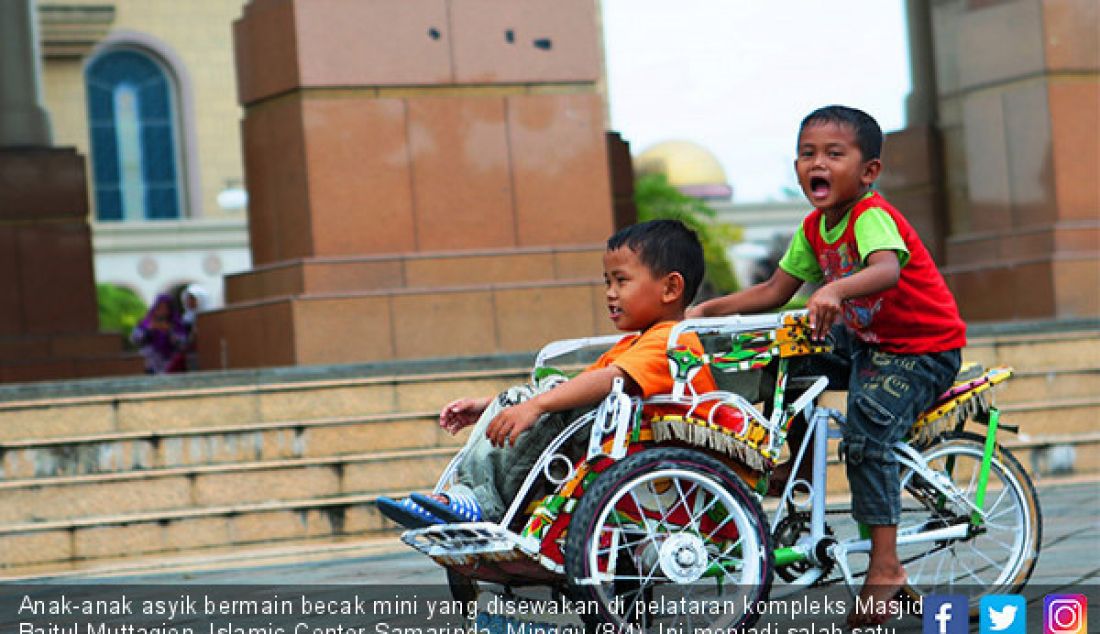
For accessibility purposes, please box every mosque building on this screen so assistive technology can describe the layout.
[21,0,1099,332]
[36,0,251,308]
[633,139,805,287]
[634,140,733,202]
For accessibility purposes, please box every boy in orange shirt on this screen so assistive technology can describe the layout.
[378,219,717,527]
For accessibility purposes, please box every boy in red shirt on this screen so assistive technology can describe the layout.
[690,105,965,624]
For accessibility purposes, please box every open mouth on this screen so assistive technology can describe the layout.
[608,306,623,319]
[810,176,831,199]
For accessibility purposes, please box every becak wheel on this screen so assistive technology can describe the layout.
[564,447,773,631]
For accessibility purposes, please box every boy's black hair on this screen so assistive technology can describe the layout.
[607,219,705,306]
[799,105,883,161]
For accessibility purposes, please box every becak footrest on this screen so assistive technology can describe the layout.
[402,522,561,573]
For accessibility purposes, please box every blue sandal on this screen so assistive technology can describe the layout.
[376,496,443,529]
[411,492,484,523]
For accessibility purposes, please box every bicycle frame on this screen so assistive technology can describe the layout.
[409,312,1014,595]
[767,391,1006,597]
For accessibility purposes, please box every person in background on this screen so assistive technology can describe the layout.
[176,283,209,371]
[131,293,186,374]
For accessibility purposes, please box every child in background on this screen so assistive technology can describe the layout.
[689,105,965,625]
[175,283,209,371]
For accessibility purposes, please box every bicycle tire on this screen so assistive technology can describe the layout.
[899,431,1042,613]
[564,447,773,631]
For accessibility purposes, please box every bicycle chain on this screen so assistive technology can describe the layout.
[779,507,963,587]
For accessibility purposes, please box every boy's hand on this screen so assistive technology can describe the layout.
[804,251,901,340]
[807,285,843,340]
[439,396,491,435]
[486,399,543,447]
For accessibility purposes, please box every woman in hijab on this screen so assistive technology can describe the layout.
[131,293,186,374]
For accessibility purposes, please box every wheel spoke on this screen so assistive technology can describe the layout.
[985,483,1010,516]
[984,504,1019,524]
[649,483,672,526]
[980,535,1018,553]
[962,459,979,498]
[691,488,725,530]
[956,553,987,585]
[703,511,735,544]
[932,541,950,587]
[911,543,934,584]
[570,451,773,632]
[672,478,701,531]
[629,489,659,543]
[967,542,1005,571]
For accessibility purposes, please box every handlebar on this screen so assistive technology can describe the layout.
[667,310,810,351]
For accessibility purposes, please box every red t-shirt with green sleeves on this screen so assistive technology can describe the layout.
[779,191,966,354]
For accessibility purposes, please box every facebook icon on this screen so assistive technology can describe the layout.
[924,595,969,634]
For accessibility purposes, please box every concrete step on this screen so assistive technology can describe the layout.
[0,490,409,571]
[966,330,1100,371]
[999,396,1100,437]
[994,367,1100,404]
[814,427,1100,496]
[3,434,1094,573]
[0,412,468,480]
[0,448,454,523]
[0,369,524,442]
[0,327,1094,444]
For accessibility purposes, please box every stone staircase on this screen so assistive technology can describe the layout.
[965,329,1100,475]
[0,366,525,576]
[813,327,1100,490]
[0,324,1096,576]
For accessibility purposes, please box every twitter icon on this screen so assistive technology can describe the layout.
[981,595,1027,634]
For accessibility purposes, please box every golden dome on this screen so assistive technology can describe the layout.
[634,140,732,200]
[634,140,729,188]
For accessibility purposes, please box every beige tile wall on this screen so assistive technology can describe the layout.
[41,0,248,220]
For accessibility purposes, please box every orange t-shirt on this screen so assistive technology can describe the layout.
[586,321,717,399]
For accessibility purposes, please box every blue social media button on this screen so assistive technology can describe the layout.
[924,595,969,634]
[981,595,1026,634]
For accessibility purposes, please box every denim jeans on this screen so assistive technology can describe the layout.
[791,327,961,525]
[449,383,588,523]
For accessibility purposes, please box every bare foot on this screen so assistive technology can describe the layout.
[847,565,908,628]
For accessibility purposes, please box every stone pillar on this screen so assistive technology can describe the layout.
[879,0,949,262]
[932,0,1099,322]
[0,0,52,146]
[199,0,616,369]
[607,132,638,231]
[0,0,141,381]
[882,0,1099,323]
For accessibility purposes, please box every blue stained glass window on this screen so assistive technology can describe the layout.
[85,49,182,221]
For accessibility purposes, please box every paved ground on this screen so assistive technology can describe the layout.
[13,480,1096,634]
[99,479,1098,588]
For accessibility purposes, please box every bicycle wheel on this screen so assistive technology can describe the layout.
[565,448,773,631]
[898,431,1041,610]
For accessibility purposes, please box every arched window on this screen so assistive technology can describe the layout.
[85,48,183,221]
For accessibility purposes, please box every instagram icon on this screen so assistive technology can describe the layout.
[1044,594,1087,634]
